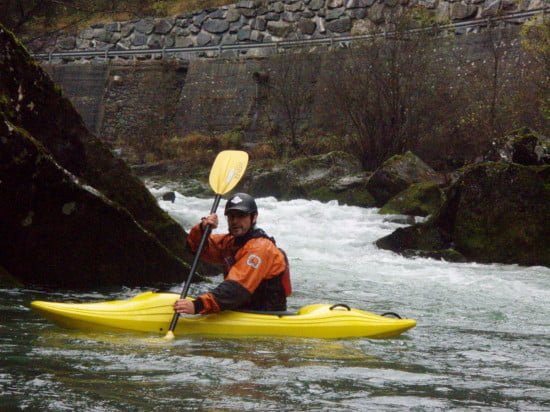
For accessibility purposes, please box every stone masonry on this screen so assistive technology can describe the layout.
[31,0,547,60]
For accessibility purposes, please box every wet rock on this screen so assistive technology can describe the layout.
[162,192,176,202]
[242,151,375,207]
[0,25,197,288]
[377,162,550,267]
[379,181,446,217]
[366,151,444,207]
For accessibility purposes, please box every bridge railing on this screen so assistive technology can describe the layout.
[33,8,549,63]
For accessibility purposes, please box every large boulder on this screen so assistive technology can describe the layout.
[242,151,376,207]
[0,25,196,288]
[366,151,444,207]
[379,181,446,217]
[376,162,550,267]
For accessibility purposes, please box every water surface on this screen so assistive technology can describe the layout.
[2,193,549,410]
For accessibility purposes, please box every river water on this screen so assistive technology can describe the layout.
[2,191,549,411]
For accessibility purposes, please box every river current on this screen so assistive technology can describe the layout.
[1,191,549,411]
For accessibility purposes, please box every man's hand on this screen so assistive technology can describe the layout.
[201,213,218,230]
[174,299,196,314]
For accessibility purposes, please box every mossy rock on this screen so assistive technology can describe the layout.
[366,151,443,207]
[488,127,550,166]
[305,185,371,206]
[289,151,361,178]
[246,167,297,199]
[436,162,550,266]
[243,152,365,203]
[376,222,450,253]
[378,162,550,267]
[379,181,445,217]
[0,24,200,287]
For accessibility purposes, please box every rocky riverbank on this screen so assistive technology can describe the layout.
[2,21,549,290]
[144,128,550,268]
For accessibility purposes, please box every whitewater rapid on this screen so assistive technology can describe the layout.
[3,190,548,411]
[153,191,550,336]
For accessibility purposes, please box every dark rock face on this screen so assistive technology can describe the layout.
[241,151,375,207]
[436,162,550,266]
[0,25,194,288]
[377,162,550,267]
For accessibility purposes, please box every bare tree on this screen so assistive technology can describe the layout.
[261,50,321,156]
[325,12,444,170]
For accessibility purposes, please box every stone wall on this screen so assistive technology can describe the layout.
[45,64,108,134]
[44,62,189,154]
[42,27,525,158]
[31,0,546,58]
[35,0,544,160]
[174,58,263,137]
[44,59,261,150]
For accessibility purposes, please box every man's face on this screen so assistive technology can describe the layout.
[227,210,256,237]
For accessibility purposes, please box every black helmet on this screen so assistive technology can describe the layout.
[224,193,258,215]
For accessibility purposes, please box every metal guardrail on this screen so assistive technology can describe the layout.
[33,8,549,62]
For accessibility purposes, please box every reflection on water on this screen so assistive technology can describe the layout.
[2,193,550,410]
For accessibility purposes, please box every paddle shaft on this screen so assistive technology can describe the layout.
[167,194,221,333]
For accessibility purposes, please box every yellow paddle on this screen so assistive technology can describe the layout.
[164,150,249,340]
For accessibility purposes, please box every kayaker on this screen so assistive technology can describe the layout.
[174,193,291,315]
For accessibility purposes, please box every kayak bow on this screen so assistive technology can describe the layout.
[31,292,416,339]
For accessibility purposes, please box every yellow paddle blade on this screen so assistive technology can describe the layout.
[209,150,249,195]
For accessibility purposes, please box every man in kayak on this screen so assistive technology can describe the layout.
[174,193,291,315]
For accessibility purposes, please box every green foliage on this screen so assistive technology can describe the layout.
[217,130,243,149]
[152,1,169,16]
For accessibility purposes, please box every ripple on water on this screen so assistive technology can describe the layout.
[2,193,550,411]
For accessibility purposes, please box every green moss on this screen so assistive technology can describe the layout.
[0,94,15,119]
[289,154,324,172]
[309,186,335,202]
[380,182,444,216]
[308,186,375,207]
[0,23,40,69]
[449,162,550,265]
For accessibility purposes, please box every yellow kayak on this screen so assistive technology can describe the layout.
[31,292,416,339]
